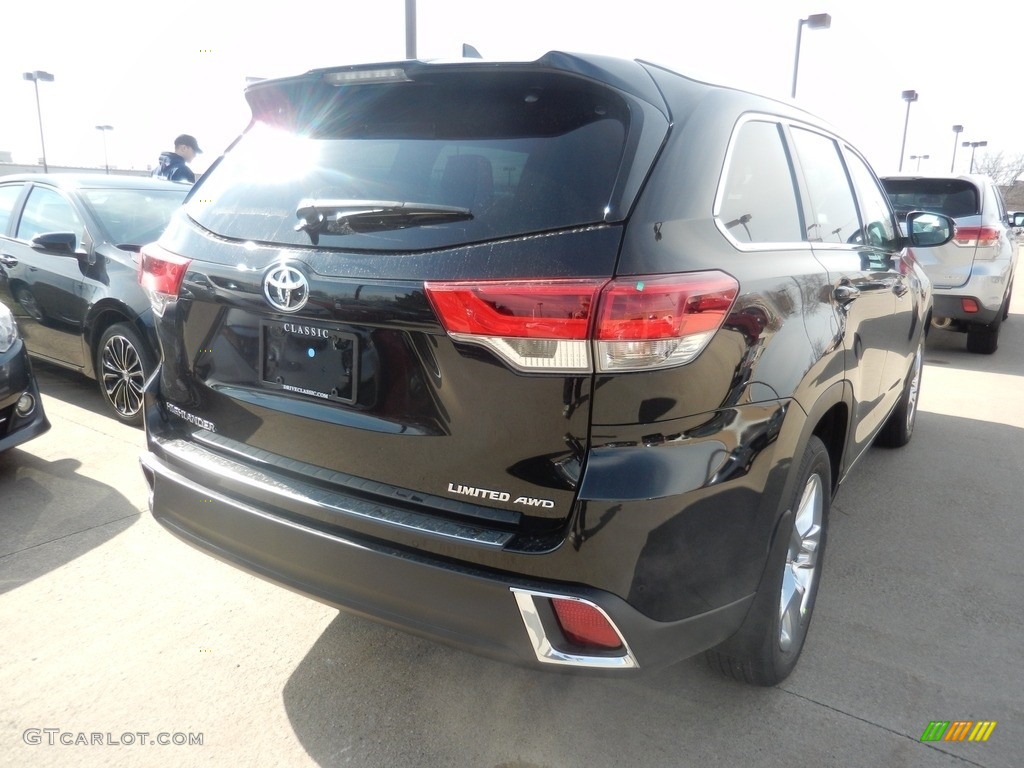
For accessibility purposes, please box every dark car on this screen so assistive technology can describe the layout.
[0,174,188,424]
[0,301,50,452]
[881,174,1020,354]
[139,53,953,684]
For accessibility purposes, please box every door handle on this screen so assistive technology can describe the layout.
[833,284,861,304]
[0,253,17,268]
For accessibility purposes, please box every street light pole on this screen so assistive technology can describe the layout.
[962,140,987,173]
[791,13,832,99]
[910,154,930,172]
[405,0,416,59]
[898,89,918,172]
[95,125,113,174]
[23,70,55,172]
[950,125,963,173]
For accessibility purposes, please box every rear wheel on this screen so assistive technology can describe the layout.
[965,311,1002,354]
[706,435,830,686]
[96,323,153,426]
[876,339,923,448]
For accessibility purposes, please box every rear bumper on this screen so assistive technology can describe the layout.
[932,293,1001,325]
[140,438,753,671]
[930,262,1013,323]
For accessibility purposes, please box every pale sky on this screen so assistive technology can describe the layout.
[2,0,1020,178]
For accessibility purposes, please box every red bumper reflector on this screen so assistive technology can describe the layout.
[551,598,623,650]
[961,298,979,313]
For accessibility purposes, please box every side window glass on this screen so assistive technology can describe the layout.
[16,187,85,246]
[844,150,898,250]
[0,184,24,236]
[790,128,860,244]
[718,120,802,243]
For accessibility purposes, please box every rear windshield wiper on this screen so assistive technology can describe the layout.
[295,199,473,243]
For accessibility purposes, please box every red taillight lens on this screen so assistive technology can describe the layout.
[424,279,604,339]
[550,598,623,650]
[425,272,739,373]
[425,279,605,372]
[595,272,738,371]
[139,242,191,316]
[953,225,999,248]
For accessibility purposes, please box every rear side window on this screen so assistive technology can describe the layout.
[880,178,980,219]
[790,128,859,244]
[190,73,630,251]
[717,120,802,244]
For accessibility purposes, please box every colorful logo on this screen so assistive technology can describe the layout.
[921,721,997,742]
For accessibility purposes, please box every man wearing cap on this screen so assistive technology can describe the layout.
[154,134,202,183]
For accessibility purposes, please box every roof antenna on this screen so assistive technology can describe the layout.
[462,43,482,59]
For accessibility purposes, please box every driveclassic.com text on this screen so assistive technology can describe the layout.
[22,729,204,747]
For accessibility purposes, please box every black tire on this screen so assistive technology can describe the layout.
[706,435,831,686]
[965,311,1001,355]
[876,338,923,448]
[95,322,154,426]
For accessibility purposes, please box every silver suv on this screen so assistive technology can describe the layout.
[881,174,1022,353]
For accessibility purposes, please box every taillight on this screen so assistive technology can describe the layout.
[595,273,738,371]
[139,242,191,317]
[424,279,604,372]
[550,597,623,650]
[953,225,999,248]
[425,271,739,373]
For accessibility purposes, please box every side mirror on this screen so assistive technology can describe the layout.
[30,231,77,254]
[1009,212,1024,228]
[905,211,955,248]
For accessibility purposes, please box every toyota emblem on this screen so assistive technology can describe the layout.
[263,264,309,313]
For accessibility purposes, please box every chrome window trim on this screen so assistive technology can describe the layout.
[511,588,638,669]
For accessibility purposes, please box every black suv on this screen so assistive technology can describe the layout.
[140,53,952,684]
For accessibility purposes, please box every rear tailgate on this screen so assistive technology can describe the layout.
[146,57,670,535]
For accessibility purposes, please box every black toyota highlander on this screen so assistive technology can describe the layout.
[139,52,953,684]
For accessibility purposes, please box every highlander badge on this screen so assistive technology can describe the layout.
[264,264,309,313]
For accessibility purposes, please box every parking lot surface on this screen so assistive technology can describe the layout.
[2,290,1022,768]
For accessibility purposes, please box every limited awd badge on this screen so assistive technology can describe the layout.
[263,264,309,313]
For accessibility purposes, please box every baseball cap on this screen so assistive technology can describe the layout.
[174,134,202,154]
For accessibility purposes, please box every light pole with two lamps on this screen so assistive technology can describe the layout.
[791,13,831,98]
[910,154,930,172]
[22,70,55,172]
[897,89,918,172]
[962,140,987,173]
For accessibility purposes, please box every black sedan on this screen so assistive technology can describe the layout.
[0,175,188,424]
[0,301,50,452]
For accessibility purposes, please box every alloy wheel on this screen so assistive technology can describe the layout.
[905,346,922,435]
[779,473,823,652]
[100,334,146,419]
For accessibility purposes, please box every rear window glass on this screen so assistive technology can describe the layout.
[188,73,629,250]
[80,187,188,246]
[880,178,979,219]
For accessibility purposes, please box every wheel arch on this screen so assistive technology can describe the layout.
[84,301,154,379]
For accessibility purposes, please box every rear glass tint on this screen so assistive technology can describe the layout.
[189,72,630,250]
[881,178,979,219]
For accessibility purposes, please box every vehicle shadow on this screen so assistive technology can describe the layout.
[0,449,138,595]
[28,358,125,425]
[280,612,785,768]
